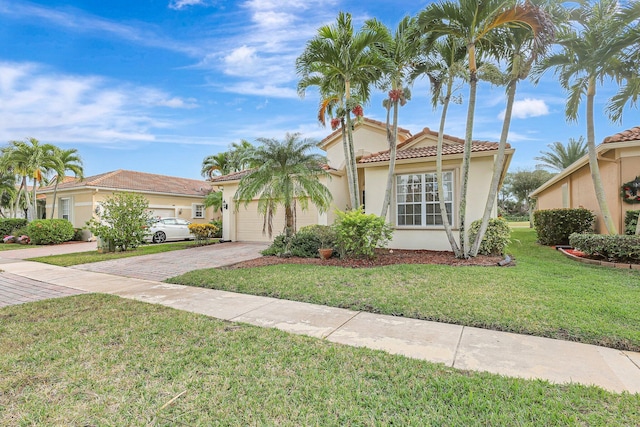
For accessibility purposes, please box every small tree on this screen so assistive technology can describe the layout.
[86,192,152,252]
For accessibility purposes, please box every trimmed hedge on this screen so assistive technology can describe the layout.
[261,225,337,258]
[0,218,28,237]
[569,233,640,263]
[625,210,640,235]
[26,219,75,245]
[468,217,511,256]
[533,208,595,246]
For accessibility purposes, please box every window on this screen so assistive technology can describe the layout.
[192,204,205,219]
[60,198,71,220]
[396,172,453,226]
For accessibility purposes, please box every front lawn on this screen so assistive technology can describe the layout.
[1,295,638,425]
[28,241,213,267]
[168,228,640,351]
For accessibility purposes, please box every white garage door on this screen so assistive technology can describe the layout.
[236,201,318,242]
[148,208,175,218]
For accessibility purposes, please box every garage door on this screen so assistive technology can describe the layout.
[236,201,318,242]
[148,208,175,219]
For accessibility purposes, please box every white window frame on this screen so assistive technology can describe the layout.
[192,203,205,219]
[395,171,454,227]
[59,197,71,221]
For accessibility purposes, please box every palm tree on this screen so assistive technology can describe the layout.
[535,137,587,172]
[201,152,232,179]
[234,133,332,238]
[0,172,17,217]
[50,147,84,218]
[297,12,385,209]
[365,16,420,218]
[413,36,468,257]
[537,0,640,234]
[419,0,546,257]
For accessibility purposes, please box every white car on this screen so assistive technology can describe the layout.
[145,218,194,243]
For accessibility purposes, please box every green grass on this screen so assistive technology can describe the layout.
[28,241,213,267]
[0,243,42,251]
[168,228,640,351]
[1,294,638,425]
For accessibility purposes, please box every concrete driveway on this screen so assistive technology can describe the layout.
[71,242,269,281]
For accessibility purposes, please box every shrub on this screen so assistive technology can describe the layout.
[0,218,28,237]
[468,217,511,256]
[261,234,288,256]
[86,192,152,251]
[624,210,640,235]
[26,219,75,245]
[260,225,337,258]
[334,208,393,259]
[188,223,218,245]
[210,219,223,238]
[569,233,640,263]
[533,208,595,245]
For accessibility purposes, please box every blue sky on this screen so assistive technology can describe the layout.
[0,0,637,181]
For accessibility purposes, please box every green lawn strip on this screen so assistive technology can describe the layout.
[0,244,43,252]
[168,229,640,351]
[27,241,211,267]
[1,295,638,426]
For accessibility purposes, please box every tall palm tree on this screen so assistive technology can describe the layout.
[228,139,258,171]
[419,0,546,257]
[297,12,385,210]
[0,172,17,217]
[534,137,587,172]
[234,133,332,238]
[201,152,232,179]
[365,16,420,218]
[50,147,84,218]
[537,0,640,234]
[413,36,468,257]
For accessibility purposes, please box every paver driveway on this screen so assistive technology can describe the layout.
[71,242,269,281]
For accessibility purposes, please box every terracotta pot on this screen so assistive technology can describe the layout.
[318,248,333,260]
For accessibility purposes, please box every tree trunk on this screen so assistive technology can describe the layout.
[635,211,640,235]
[340,122,357,210]
[345,113,361,209]
[459,44,478,258]
[586,77,617,234]
[380,99,399,218]
[51,181,59,218]
[436,81,461,257]
[470,78,517,257]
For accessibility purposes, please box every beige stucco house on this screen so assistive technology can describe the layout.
[531,126,640,233]
[213,118,513,251]
[38,169,218,239]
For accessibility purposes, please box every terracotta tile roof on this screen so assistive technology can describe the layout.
[40,169,213,196]
[398,127,465,149]
[318,117,412,147]
[359,141,505,164]
[603,126,640,143]
[211,164,336,183]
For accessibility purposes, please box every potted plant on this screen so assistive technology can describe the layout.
[315,225,336,260]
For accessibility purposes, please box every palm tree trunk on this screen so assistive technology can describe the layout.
[586,77,617,234]
[380,99,399,218]
[51,181,59,218]
[470,78,517,257]
[437,82,461,257]
[459,45,478,258]
[340,123,357,210]
[345,113,361,209]
[31,177,38,220]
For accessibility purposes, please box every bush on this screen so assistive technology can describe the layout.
[624,210,640,235]
[210,219,223,238]
[468,217,511,256]
[569,233,640,263]
[188,223,218,245]
[86,192,152,251]
[0,218,28,237]
[533,208,595,246]
[261,234,288,256]
[260,225,337,258]
[26,219,75,245]
[334,208,393,259]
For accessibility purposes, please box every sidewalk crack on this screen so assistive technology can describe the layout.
[451,326,465,368]
[323,311,361,340]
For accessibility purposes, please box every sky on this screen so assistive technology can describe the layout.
[0,0,637,182]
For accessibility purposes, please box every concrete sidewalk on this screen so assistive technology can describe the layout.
[1,259,639,394]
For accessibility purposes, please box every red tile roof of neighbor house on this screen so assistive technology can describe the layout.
[360,141,505,164]
[211,164,337,183]
[41,169,213,196]
[603,126,640,143]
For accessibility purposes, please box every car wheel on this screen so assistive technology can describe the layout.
[152,231,166,243]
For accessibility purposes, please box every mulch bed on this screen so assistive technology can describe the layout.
[227,249,507,269]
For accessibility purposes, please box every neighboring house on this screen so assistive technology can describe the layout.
[38,169,218,239]
[531,126,640,233]
[214,118,513,251]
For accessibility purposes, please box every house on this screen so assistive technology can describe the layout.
[530,126,640,233]
[38,169,218,239]
[214,118,513,250]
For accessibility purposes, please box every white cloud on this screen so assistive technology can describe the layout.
[0,61,197,144]
[223,46,258,76]
[223,82,298,98]
[499,98,550,120]
[168,0,208,10]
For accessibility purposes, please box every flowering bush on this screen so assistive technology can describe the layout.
[27,219,75,245]
[3,235,15,243]
[17,235,30,244]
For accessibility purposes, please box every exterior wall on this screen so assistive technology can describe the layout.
[325,126,390,168]
[535,146,640,233]
[320,173,349,224]
[363,155,498,251]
